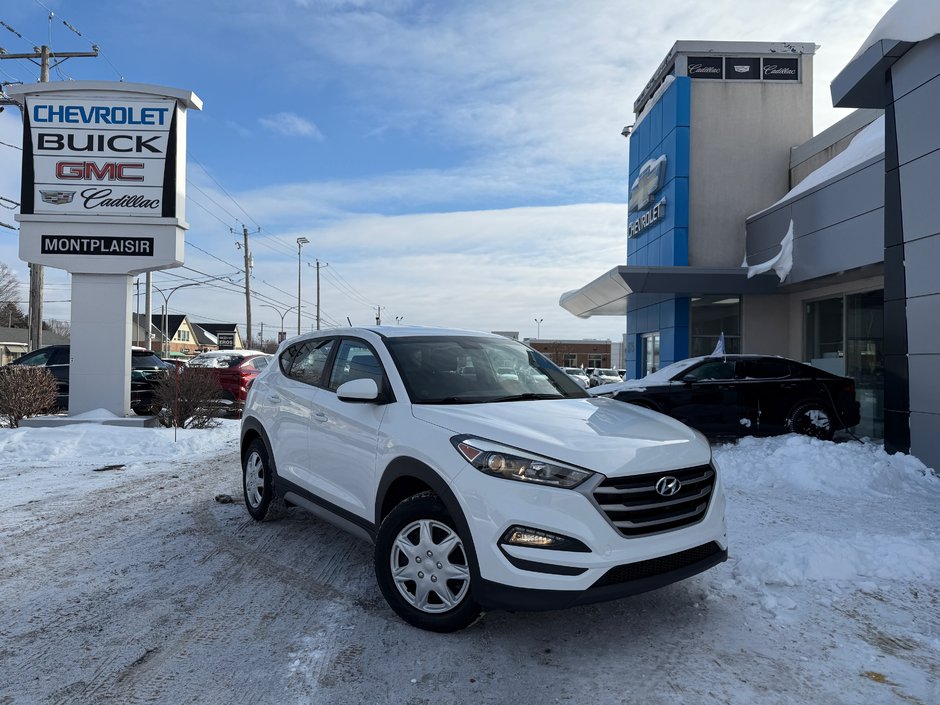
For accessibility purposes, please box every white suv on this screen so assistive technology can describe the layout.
[240,327,727,632]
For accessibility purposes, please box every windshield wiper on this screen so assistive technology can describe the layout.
[488,393,564,402]
[418,397,479,404]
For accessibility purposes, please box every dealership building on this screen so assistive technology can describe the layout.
[561,26,940,469]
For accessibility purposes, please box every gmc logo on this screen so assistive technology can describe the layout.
[55,161,145,182]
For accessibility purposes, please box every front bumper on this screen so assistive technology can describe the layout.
[476,542,727,611]
[451,458,728,608]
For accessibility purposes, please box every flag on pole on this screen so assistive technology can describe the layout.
[710,332,725,357]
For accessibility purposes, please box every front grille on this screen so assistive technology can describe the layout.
[592,464,715,537]
[592,542,723,588]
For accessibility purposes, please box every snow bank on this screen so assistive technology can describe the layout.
[714,434,936,497]
[0,420,239,464]
[734,531,940,587]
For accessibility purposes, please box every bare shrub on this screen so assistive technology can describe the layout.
[0,366,59,427]
[154,367,223,429]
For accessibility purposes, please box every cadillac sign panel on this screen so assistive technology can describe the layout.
[23,98,176,218]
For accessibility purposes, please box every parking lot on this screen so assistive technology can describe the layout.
[0,425,937,705]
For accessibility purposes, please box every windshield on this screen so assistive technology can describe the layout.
[595,369,619,376]
[131,351,172,369]
[385,336,588,404]
[641,357,704,383]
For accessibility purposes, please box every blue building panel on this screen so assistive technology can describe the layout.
[624,75,692,379]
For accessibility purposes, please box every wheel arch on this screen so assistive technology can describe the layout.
[240,417,274,467]
[375,457,481,577]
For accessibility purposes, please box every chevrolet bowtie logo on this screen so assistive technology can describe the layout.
[628,156,667,213]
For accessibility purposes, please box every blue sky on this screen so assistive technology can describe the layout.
[0,0,895,343]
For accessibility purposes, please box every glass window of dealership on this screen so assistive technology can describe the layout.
[561,41,889,440]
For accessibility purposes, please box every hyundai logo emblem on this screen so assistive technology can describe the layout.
[655,476,681,497]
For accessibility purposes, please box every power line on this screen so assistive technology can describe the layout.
[189,153,261,229]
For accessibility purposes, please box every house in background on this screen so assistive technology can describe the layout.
[0,326,70,365]
[131,315,244,356]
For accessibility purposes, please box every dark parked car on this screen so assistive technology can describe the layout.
[6,345,172,415]
[591,354,860,440]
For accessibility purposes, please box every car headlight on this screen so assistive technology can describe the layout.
[451,437,593,488]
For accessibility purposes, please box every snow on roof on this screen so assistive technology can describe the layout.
[752,115,885,219]
[851,0,940,61]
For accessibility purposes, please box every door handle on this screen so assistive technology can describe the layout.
[267,394,281,403]
[313,411,328,423]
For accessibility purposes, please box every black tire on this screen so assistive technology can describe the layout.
[374,492,481,633]
[786,401,835,441]
[242,438,288,521]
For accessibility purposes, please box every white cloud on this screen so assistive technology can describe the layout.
[259,112,324,139]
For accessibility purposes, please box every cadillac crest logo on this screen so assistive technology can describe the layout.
[39,190,76,205]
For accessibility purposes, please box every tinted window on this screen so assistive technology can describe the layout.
[285,339,334,386]
[385,336,585,403]
[684,360,736,381]
[252,357,269,370]
[738,358,792,380]
[15,349,54,366]
[131,351,170,369]
[328,340,384,391]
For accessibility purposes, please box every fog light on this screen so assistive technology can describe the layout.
[500,526,589,552]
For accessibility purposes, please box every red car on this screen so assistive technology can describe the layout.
[186,350,272,411]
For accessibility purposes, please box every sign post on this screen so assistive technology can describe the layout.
[10,81,201,420]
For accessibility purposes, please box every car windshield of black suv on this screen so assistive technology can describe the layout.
[385,336,588,404]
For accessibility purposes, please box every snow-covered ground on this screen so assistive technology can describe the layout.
[0,422,937,704]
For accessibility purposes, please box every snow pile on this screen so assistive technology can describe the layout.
[0,421,239,464]
[715,433,937,497]
[851,0,940,61]
[715,434,940,607]
[734,531,939,587]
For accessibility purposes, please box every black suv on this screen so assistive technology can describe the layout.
[6,345,172,415]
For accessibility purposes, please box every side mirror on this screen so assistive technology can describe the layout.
[681,374,697,384]
[336,377,381,403]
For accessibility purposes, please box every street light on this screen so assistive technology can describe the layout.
[296,237,309,334]
[261,303,298,343]
[152,282,209,355]
[534,318,543,340]
[395,315,404,325]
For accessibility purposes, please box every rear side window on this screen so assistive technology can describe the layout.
[282,339,334,386]
[251,357,269,370]
[738,358,792,380]
[684,360,736,381]
[328,340,384,391]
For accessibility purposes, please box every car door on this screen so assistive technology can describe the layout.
[302,337,390,521]
[668,359,742,436]
[265,337,335,490]
[735,358,796,435]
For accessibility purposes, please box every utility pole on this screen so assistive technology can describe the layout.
[241,225,253,346]
[1,44,99,350]
[374,306,383,325]
[307,260,328,330]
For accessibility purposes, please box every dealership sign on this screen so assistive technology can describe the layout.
[24,98,176,218]
[11,82,201,274]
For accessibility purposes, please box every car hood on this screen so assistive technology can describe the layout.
[411,396,710,477]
